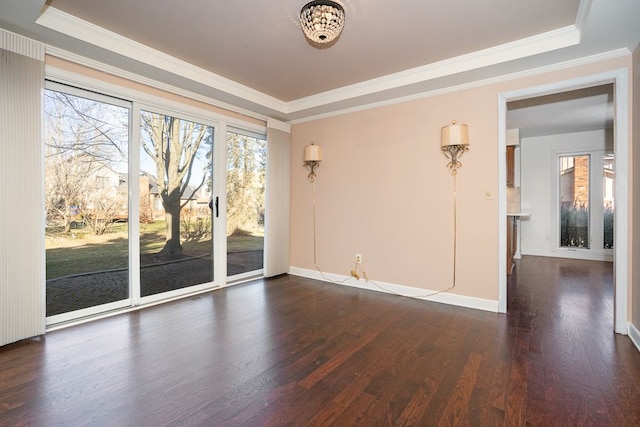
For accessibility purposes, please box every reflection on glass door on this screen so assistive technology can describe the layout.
[44,86,130,320]
[226,131,266,279]
[139,111,214,298]
[559,155,590,248]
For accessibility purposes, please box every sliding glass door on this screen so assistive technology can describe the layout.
[44,83,131,322]
[139,110,215,299]
[44,82,268,324]
[226,130,266,279]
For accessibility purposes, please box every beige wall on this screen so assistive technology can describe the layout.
[291,55,632,306]
[633,44,640,329]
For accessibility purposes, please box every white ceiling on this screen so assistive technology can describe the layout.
[0,0,639,129]
[42,0,582,102]
[508,84,615,138]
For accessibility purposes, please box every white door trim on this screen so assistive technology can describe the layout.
[497,68,629,334]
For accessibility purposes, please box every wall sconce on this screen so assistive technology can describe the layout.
[304,143,323,182]
[440,120,470,291]
[441,120,470,174]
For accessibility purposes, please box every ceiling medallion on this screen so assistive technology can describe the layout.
[300,0,345,46]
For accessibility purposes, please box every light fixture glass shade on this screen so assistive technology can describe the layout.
[300,0,345,44]
[441,121,470,148]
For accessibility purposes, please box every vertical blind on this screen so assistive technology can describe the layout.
[264,119,291,277]
[0,29,45,346]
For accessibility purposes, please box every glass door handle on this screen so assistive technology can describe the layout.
[214,196,219,218]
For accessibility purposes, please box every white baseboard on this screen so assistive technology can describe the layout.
[289,267,499,313]
[629,322,640,353]
[521,248,613,262]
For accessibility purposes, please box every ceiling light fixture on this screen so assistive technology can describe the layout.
[300,0,345,45]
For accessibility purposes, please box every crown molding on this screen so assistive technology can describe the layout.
[35,5,584,120]
[575,0,593,33]
[289,48,629,125]
[35,6,288,113]
[44,45,269,124]
[288,25,580,113]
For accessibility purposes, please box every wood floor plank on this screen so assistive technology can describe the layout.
[298,330,378,389]
[437,351,482,426]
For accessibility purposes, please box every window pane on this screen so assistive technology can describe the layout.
[227,132,266,277]
[603,153,614,249]
[139,111,214,297]
[559,155,590,248]
[44,89,129,316]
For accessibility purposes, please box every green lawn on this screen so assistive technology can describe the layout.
[46,221,263,279]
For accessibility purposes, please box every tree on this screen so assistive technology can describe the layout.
[44,90,128,233]
[226,133,266,235]
[141,112,211,257]
[81,176,128,235]
[44,151,95,233]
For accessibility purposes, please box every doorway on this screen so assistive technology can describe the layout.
[498,69,629,334]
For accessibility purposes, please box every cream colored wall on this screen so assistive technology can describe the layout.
[290,55,632,304]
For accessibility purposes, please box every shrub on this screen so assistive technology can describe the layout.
[560,200,589,248]
[604,204,614,249]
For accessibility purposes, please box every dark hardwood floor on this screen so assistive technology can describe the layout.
[1,256,640,426]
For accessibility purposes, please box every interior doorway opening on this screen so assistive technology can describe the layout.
[498,69,629,334]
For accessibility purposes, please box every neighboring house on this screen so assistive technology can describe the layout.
[560,155,590,207]
[559,153,614,209]
[67,170,209,223]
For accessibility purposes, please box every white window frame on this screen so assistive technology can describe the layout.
[550,149,613,262]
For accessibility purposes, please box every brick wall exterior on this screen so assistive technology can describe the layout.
[573,155,590,207]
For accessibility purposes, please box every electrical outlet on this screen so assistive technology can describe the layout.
[355,254,362,264]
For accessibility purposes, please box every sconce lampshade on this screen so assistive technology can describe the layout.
[300,0,345,45]
[304,144,323,161]
[441,121,470,148]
